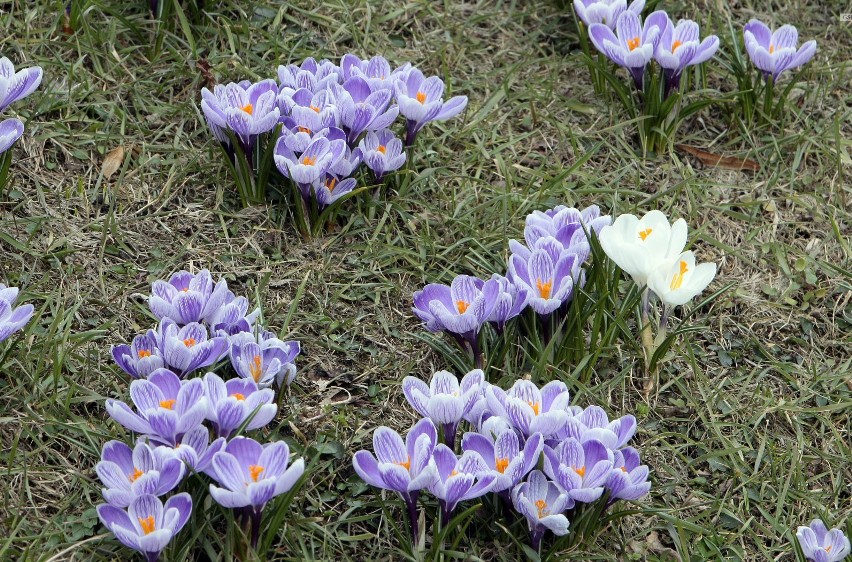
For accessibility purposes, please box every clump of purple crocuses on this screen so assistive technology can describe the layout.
[412,204,610,368]
[353,370,649,553]
[200,55,468,236]
[97,269,305,559]
[0,56,43,193]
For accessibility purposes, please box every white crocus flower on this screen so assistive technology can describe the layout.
[647,251,716,307]
[598,210,688,287]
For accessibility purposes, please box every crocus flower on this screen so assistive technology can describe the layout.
[208,437,305,514]
[105,369,208,447]
[558,405,637,449]
[352,418,440,539]
[97,493,192,562]
[307,173,358,208]
[331,77,399,145]
[604,446,650,501]
[357,128,406,181]
[148,269,230,326]
[485,380,572,438]
[522,205,611,256]
[589,11,667,89]
[655,16,719,95]
[796,520,851,562]
[159,424,225,475]
[0,283,34,343]
[200,80,280,152]
[203,372,277,438]
[0,58,43,113]
[508,237,582,315]
[744,20,817,81]
[207,291,260,337]
[543,438,614,503]
[412,275,499,344]
[96,441,185,507]
[646,250,716,308]
[597,210,688,288]
[573,0,644,29]
[112,331,165,379]
[274,135,346,188]
[394,68,468,146]
[428,444,496,521]
[229,331,300,387]
[401,369,484,445]
[486,274,529,333]
[461,429,543,494]
[511,470,572,551]
[0,118,23,155]
[342,54,395,92]
[277,58,340,95]
[277,88,339,153]
[160,320,229,377]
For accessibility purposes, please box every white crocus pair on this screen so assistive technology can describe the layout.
[598,210,716,307]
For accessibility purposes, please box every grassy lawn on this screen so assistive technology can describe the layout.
[0,0,850,560]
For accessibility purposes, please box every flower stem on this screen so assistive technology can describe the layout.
[639,288,655,372]
[250,507,262,550]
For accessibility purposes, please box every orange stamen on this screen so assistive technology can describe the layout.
[160,399,176,409]
[769,44,775,54]
[297,126,312,134]
[456,300,470,314]
[535,499,548,518]
[309,105,320,113]
[669,260,689,290]
[242,103,254,115]
[377,145,387,154]
[138,516,156,535]
[536,279,553,299]
[574,465,586,478]
[416,91,427,104]
[397,456,411,471]
[137,349,152,359]
[129,467,144,482]
[527,401,541,416]
[495,458,510,474]
[620,466,628,473]
[302,156,316,166]
[326,177,338,192]
[672,40,682,52]
[183,338,196,347]
[627,37,640,51]
[248,464,264,482]
[249,355,262,383]
[231,393,246,401]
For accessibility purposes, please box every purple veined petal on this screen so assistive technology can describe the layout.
[373,427,408,465]
[0,118,24,154]
[274,457,305,495]
[353,450,386,488]
[401,377,431,418]
[105,399,151,434]
[690,35,720,66]
[786,40,817,72]
[743,19,771,50]
[246,479,276,507]
[770,25,798,51]
[378,462,412,494]
[434,95,468,121]
[209,484,249,509]
[257,441,291,478]
[461,432,494,461]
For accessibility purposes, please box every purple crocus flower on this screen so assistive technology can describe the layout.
[461,429,543,494]
[796,520,851,562]
[0,118,24,155]
[573,0,644,29]
[401,369,484,446]
[558,405,637,449]
[112,331,165,379]
[158,424,225,475]
[0,58,43,113]
[604,446,650,501]
[229,331,300,387]
[520,204,611,260]
[543,438,613,503]
[357,128,406,181]
[277,58,341,95]
[200,80,280,152]
[307,173,358,208]
[511,470,572,551]
[508,238,582,316]
[589,11,667,89]
[428,445,496,521]
[743,20,817,81]
[485,380,572,438]
[148,269,230,326]
[207,291,260,337]
[342,54,395,92]
[96,441,185,508]
[655,16,719,95]
[486,274,529,334]
[352,419,440,539]
[394,68,468,146]
[0,283,34,343]
[97,493,192,562]
[202,372,277,438]
[412,274,499,342]
[160,320,229,377]
[105,369,208,447]
[331,77,399,145]
[274,135,346,188]
[277,88,339,153]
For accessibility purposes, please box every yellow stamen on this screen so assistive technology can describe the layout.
[620,466,628,473]
[129,467,144,482]
[397,456,411,471]
[669,260,689,290]
[456,300,470,314]
[377,145,387,154]
[138,516,156,535]
[638,228,653,240]
[528,401,541,416]
[495,457,510,474]
[672,40,682,52]
[450,469,459,477]
[416,91,427,104]
[160,399,176,409]
[297,126,312,134]
[574,465,586,478]
[825,545,832,553]
[137,349,152,359]
[536,279,553,299]
[249,355,262,383]
[309,105,320,113]
[627,37,640,51]
[183,338,196,347]
[248,464,264,482]
[231,393,246,401]
[302,156,316,166]
[769,44,775,54]
[326,177,338,192]
[242,103,253,115]
[535,499,548,518]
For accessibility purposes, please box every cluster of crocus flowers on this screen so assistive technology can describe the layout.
[200,54,468,223]
[0,57,43,190]
[0,283,35,343]
[795,520,850,562]
[412,205,609,367]
[353,370,650,552]
[98,269,305,559]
